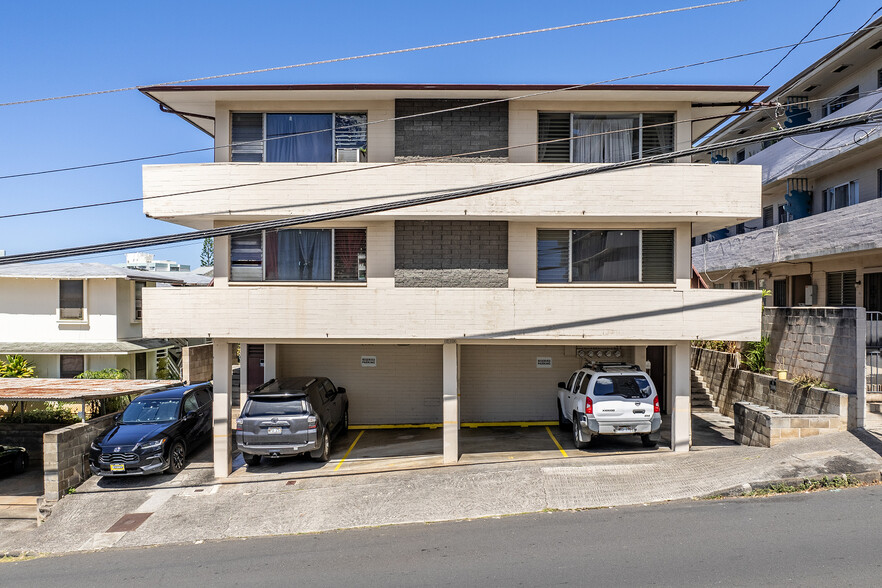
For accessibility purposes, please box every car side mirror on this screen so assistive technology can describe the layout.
[186,410,197,419]
[113,413,122,423]
[558,382,566,389]
[337,387,346,395]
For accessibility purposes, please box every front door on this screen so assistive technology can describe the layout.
[646,346,667,414]
[864,272,882,313]
[247,345,265,392]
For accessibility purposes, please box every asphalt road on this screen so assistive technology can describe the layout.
[4,485,882,587]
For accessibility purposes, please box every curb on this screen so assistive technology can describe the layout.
[702,470,882,498]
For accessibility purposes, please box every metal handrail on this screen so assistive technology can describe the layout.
[868,311,882,349]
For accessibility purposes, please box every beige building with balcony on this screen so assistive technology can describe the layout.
[138,83,764,476]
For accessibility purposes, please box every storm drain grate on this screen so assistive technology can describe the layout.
[286,481,297,486]
[106,512,152,533]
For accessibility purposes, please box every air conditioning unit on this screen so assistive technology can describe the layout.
[336,148,363,163]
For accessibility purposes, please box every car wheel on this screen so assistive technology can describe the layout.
[572,416,590,450]
[311,429,331,462]
[641,434,658,448]
[167,441,186,474]
[13,454,27,474]
[558,402,569,431]
[244,453,261,466]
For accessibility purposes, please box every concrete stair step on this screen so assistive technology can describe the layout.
[869,402,882,414]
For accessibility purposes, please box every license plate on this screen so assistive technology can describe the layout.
[110,464,125,472]
[616,426,636,433]
[267,427,282,435]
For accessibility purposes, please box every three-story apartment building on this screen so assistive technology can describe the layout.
[138,83,764,476]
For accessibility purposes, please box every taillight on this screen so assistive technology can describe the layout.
[307,415,317,430]
[235,419,243,431]
[585,397,593,415]
[653,397,660,413]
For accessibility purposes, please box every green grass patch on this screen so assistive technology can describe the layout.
[744,475,863,497]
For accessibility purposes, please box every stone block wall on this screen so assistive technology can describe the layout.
[183,343,213,384]
[0,423,60,458]
[394,220,508,287]
[735,402,846,447]
[394,99,508,160]
[692,347,848,420]
[43,412,117,501]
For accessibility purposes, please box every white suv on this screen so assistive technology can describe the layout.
[557,363,661,449]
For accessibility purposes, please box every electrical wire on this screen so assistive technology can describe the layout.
[0,1,745,108]
[5,24,880,181]
[754,0,842,85]
[1,104,879,266]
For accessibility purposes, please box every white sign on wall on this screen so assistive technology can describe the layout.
[536,357,553,368]
[361,356,377,368]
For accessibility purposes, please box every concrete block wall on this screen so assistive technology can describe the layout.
[43,412,117,501]
[692,346,849,421]
[734,402,846,447]
[394,99,508,160]
[183,343,213,384]
[394,220,508,287]
[0,423,60,457]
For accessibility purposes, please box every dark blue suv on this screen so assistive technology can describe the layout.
[89,383,212,476]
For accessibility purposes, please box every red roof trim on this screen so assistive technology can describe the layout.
[140,83,768,93]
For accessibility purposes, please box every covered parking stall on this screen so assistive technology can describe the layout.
[210,339,692,477]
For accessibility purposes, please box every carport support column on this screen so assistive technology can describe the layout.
[671,341,691,452]
[442,342,460,464]
[264,344,278,380]
[213,341,233,478]
[239,343,249,407]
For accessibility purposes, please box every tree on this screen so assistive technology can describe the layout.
[0,355,36,378]
[200,238,214,267]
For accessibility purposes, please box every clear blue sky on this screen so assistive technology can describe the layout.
[0,0,878,268]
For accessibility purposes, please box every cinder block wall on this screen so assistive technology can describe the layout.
[394,220,508,287]
[394,99,508,160]
[735,402,846,447]
[43,413,117,501]
[0,423,60,457]
[183,343,213,384]
[692,347,849,422]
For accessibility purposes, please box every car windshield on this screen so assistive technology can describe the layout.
[591,376,652,398]
[245,398,305,417]
[121,398,181,424]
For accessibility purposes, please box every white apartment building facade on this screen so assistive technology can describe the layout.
[138,83,764,476]
[0,263,185,379]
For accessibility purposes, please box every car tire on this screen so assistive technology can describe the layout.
[558,402,568,431]
[641,434,657,448]
[167,441,186,474]
[311,429,331,462]
[244,453,261,466]
[572,415,590,450]
[13,454,27,474]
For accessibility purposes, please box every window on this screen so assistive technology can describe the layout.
[730,281,756,290]
[762,206,773,228]
[60,355,84,378]
[878,69,882,89]
[823,86,859,117]
[182,394,199,415]
[826,270,856,306]
[537,112,674,163]
[59,280,84,320]
[135,353,147,379]
[878,169,882,199]
[231,112,367,162]
[231,228,367,283]
[133,281,145,321]
[592,376,652,398]
[734,149,746,164]
[735,223,746,235]
[536,229,674,284]
[824,181,858,211]
[777,204,789,224]
[773,279,787,307]
[195,388,212,407]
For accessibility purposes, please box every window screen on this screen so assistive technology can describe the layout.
[334,229,367,281]
[134,281,144,321]
[641,230,675,283]
[231,113,263,162]
[60,355,84,378]
[230,234,264,282]
[773,279,787,307]
[537,113,571,162]
[762,206,773,228]
[641,113,675,156]
[537,230,569,283]
[59,280,84,320]
[826,270,856,306]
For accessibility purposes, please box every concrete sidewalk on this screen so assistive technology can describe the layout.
[3,425,882,556]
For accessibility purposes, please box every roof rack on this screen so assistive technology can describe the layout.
[582,362,641,372]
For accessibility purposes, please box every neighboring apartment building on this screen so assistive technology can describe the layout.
[0,263,186,378]
[692,18,882,312]
[118,252,191,273]
[137,83,764,475]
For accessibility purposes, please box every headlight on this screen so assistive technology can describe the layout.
[136,438,167,451]
[90,441,101,451]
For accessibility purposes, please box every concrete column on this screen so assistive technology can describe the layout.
[856,312,867,429]
[670,341,691,452]
[212,341,233,478]
[442,342,460,464]
[239,343,249,407]
[633,345,647,372]
[264,344,278,380]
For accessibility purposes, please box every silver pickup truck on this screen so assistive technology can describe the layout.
[235,377,349,466]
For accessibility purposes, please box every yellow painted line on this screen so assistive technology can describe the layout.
[545,426,569,458]
[334,429,365,471]
[350,421,557,430]
[351,424,442,430]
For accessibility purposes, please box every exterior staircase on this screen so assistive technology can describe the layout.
[690,370,718,413]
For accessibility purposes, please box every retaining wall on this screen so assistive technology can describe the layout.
[734,402,846,447]
[42,412,117,501]
[182,343,213,384]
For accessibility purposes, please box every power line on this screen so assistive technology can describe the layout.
[2,23,876,182]
[2,105,879,266]
[0,1,744,108]
[754,0,842,85]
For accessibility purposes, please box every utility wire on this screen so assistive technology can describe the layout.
[1,105,879,266]
[754,0,842,84]
[4,25,876,183]
[0,1,744,108]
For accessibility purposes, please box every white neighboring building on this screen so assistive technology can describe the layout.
[0,263,186,378]
[118,252,190,273]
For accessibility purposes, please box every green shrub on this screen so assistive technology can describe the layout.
[0,405,79,425]
[74,368,129,379]
[740,336,771,374]
[0,355,36,378]
[791,374,835,390]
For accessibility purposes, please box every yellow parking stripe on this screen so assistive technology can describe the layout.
[334,430,365,471]
[545,426,568,458]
